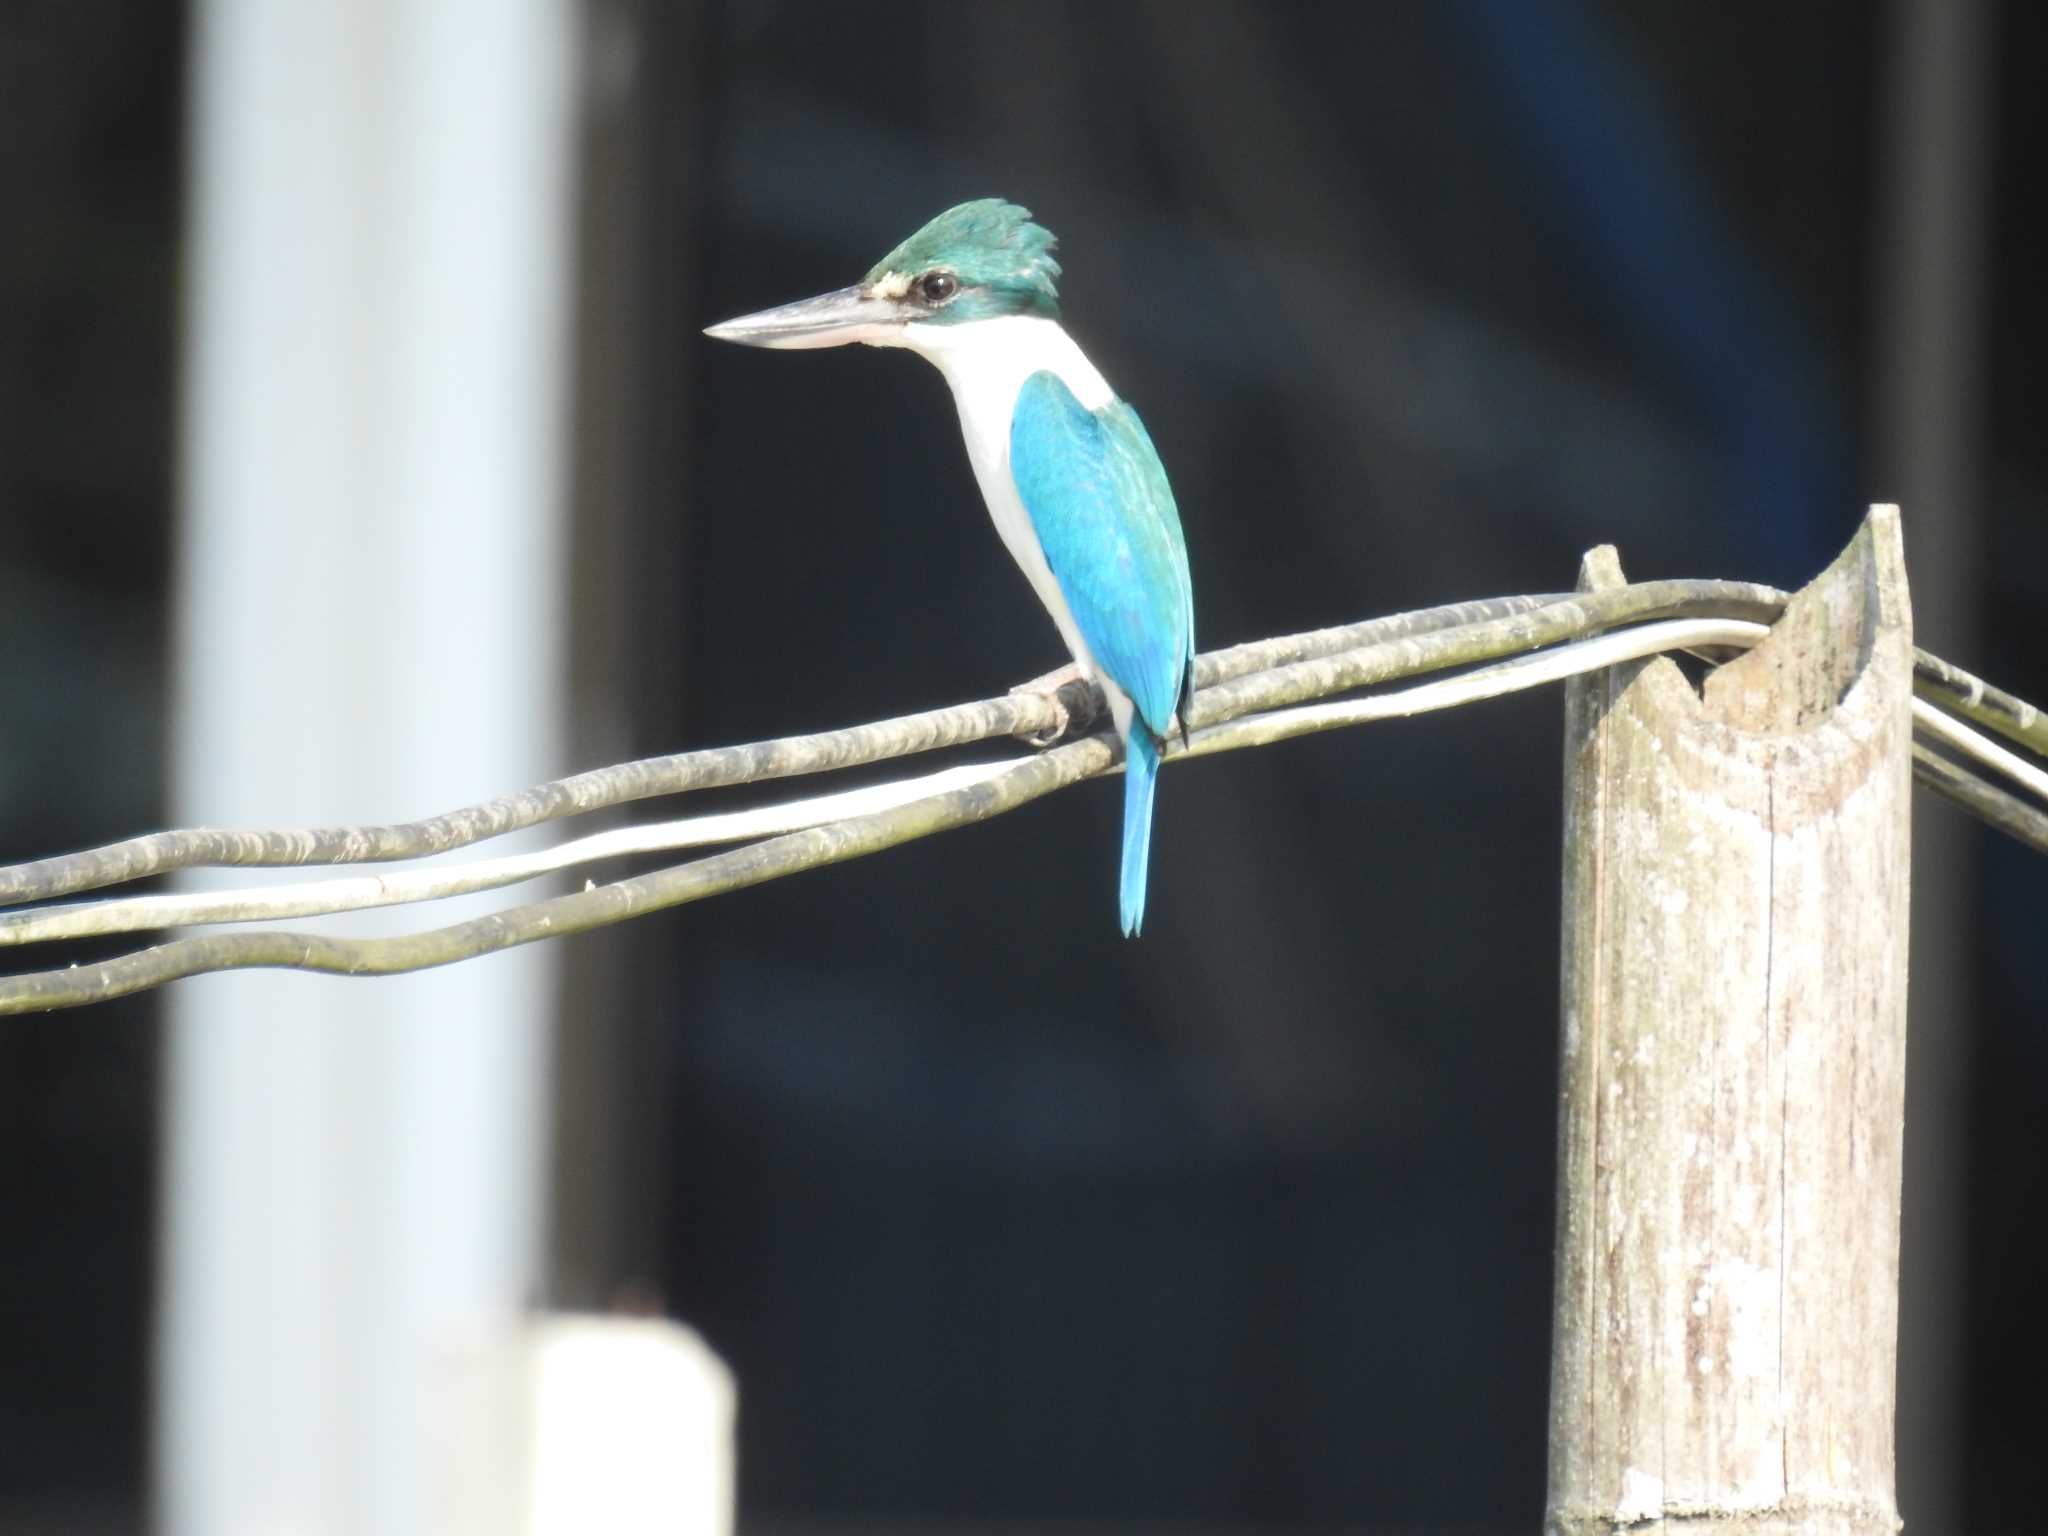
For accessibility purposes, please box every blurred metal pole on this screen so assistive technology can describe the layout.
[1875,0,1990,1528]
[547,0,695,1313]
[161,3,575,1533]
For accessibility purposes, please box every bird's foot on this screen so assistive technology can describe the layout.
[1009,662,1101,748]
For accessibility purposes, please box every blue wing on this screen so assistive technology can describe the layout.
[1009,371,1194,740]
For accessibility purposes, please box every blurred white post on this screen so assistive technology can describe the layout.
[162,3,575,1534]
[434,1317,738,1536]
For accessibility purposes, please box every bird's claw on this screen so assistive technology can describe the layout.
[1010,662,1098,748]
[1017,700,1069,749]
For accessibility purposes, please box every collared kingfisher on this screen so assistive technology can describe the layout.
[705,199,1195,936]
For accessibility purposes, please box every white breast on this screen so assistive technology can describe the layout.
[892,315,1134,732]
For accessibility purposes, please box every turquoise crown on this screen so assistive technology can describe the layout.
[865,199,1062,320]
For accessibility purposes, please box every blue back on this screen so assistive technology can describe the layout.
[1008,371,1194,740]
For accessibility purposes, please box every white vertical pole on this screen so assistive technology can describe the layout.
[1547,513,1913,1536]
[161,3,575,1534]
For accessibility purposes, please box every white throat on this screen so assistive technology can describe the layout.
[898,314,1114,415]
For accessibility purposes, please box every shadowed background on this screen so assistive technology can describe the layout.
[2,1,2043,1531]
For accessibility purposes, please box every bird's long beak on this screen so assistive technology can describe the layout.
[703,284,913,350]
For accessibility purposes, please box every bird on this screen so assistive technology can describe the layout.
[704,199,1195,936]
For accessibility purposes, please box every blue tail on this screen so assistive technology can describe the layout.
[1119,727,1161,938]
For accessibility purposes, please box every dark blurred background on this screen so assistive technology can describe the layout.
[3,1,2043,1531]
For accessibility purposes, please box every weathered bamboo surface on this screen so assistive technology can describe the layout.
[1548,507,1912,1535]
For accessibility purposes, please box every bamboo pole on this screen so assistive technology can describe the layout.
[1548,506,1913,1535]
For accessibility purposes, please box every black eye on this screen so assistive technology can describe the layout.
[917,270,959,305]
